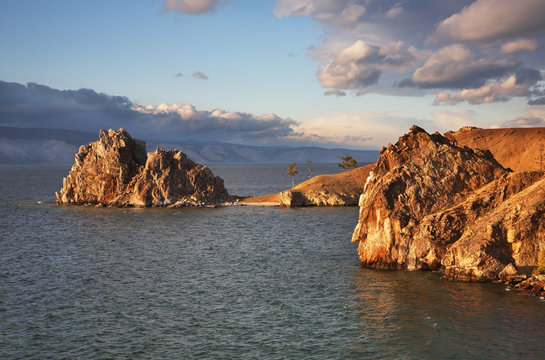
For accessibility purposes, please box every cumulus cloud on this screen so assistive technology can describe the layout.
[400,44,515,89]
[274,0,545,104]
[161,0,229,15]
[192,71,209,80]
[132,103,297,142]
[318,40,416,91]
[0,81,300,145]
[432,0,545,43]
[433,68,542,105]
[501,39,538,53]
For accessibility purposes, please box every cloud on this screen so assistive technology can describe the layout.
[528,97,545,105]
[323,89,346,97]
[400,44,515,89]
[0,81,303,145]
[161,0,229,15]
[501,39,538,53]
[385,4,403,19]
[192,71,208,80]
[432,0,545,43]
[432,109,475,131]
[503,116,545,127]
[433,69,542,105]
[501,106,545,127]
[132,103,297,142]
[175,73,183,77]
[273,0,365,24]
[292,110,419,148]
[318,40,416,91]
[274,0,545,104]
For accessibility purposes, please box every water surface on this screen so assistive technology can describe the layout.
[1,165,544,359]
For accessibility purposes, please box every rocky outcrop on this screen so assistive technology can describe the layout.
[56,128,230,207]
[351,125,545,281]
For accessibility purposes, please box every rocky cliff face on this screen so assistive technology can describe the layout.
[56,129,229,207]
[351,126,545,281]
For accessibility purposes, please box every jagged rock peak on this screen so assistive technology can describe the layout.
[56,128,230,207]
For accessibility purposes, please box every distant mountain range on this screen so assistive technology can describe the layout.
[0,126,379,165]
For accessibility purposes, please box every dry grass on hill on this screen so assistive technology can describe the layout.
[239,164,374,206]
[447,127,545,172]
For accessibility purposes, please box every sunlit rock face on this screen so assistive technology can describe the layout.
[351,126,545,281]
[56,128,229,207]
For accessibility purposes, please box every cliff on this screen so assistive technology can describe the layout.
[56,129,230,207]
[351,126,545,282]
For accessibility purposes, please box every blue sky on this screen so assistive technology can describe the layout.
[1,0,545,149]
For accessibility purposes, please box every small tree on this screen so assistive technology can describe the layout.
[306,160,314,179]
[338,155,357,170]
[286,162,298,187]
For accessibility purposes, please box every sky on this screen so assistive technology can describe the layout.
[1,0,545,149]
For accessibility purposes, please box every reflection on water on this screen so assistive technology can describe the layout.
[1,166,544,359]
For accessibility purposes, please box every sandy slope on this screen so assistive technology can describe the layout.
[447,127,545,172]
[239,164,374,206]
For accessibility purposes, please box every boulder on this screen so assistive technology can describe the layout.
[56,129,230,207]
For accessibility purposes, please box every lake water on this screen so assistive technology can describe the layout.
[1,165,544,359]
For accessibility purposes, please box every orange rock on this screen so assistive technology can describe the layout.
[56,129,229,207]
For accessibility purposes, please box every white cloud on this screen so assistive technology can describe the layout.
[273,0,365,24]
[402,44,515,89]
[501,106,545,127]
[385,4,403,19]
[433,75,529,105]
[162,0,229,15]
[318,40,416,91]
[292,110,416,148]
[501,39,538,53]
[432,109,475,131]
[433,0,545,43]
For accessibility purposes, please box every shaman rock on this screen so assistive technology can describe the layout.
[56,129,229,207]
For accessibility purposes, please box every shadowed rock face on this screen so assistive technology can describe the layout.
[351,126,545,280]
[56,129,229,207]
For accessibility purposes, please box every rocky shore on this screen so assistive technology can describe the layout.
[351,125,545,287]
[56,128,231,207]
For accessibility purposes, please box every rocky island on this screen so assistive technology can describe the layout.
[56,128,230,207]
[351,126,545,295]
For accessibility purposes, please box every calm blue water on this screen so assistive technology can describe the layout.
[1,165,544,359]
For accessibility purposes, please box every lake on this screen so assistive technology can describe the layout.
[1,164,544,359]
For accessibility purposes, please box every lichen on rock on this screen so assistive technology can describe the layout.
[56,128,230,207]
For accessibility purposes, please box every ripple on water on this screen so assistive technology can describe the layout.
[1,166,545,359]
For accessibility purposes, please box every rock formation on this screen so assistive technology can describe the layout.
[56,128,230,207]
[351,125,545,281]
